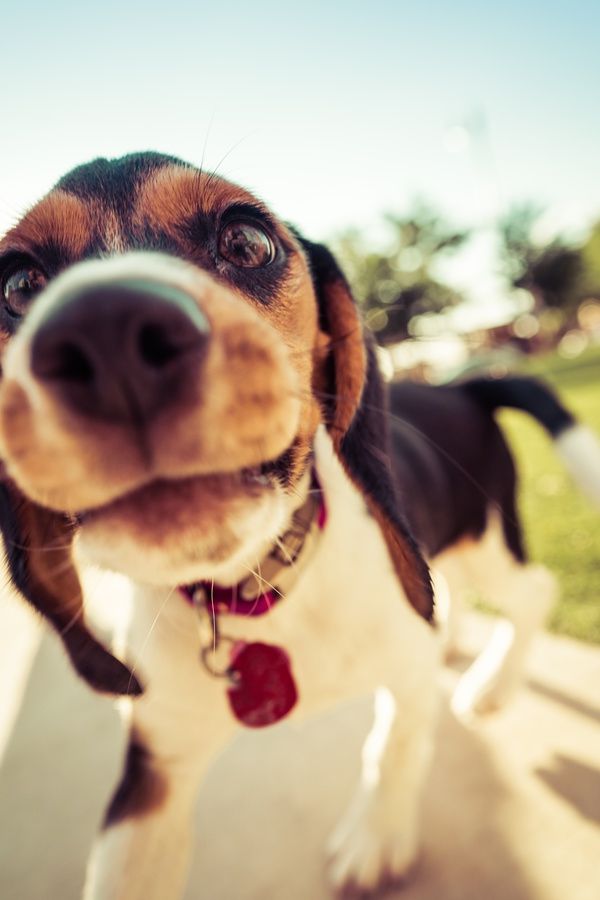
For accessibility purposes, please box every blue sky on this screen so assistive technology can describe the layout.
[2,1,599,319]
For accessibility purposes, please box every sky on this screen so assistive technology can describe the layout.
[2,0,599,325]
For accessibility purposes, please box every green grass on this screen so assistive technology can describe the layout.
[495,345,600,644]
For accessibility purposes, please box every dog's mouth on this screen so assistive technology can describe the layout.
[72,453,298,586]
[75,463,274,525]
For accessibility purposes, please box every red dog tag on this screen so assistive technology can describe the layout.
[227,642,298,727]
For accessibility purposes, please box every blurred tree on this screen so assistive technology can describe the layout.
[334,202,469,343]
[497,203,584,315]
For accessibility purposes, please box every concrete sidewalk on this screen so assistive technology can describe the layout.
[0,590,599,900]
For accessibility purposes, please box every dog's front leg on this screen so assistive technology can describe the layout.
[84,736,202,900]
[327,673,439,894]
[82,579,238,900]
[83,703,235,900]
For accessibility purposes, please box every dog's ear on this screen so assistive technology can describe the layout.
[0,483,143,695]
[299,236,434,622]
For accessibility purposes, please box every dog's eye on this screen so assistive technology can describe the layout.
[218,221,275,268]
[2,265,47,317]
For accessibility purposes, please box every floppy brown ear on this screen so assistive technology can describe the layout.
[299,237,434,622]
[0,482,143,695]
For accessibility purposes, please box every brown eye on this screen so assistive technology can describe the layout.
[218,221,275,268]
[2,265,47,317]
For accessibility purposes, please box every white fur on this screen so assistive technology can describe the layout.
[554,423,600,507]
[83,428,441,898]
[433,512,557,717]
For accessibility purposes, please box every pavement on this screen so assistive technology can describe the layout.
[1,584,599,900]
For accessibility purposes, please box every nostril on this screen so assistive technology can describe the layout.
[137,323,183,368]
[137,319,206,370]
[33,340,95,383]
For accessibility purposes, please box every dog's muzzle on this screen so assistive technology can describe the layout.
[30,278,209,424]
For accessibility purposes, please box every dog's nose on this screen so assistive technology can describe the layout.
[31,279,209,423]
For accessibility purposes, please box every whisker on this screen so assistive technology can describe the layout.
[33,557,80,582]
[249,314,510,376]
[57,601,85,636]
[204,133,256,188]
[127,586,176,693]
[241,564,284,614]
[6,538,76,553]
[255,556,269,614]
[285,483,307,504]
[209,579,217,654]
[198,112,216,181]
[273,536,298,571]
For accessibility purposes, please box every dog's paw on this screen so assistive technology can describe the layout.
[451,667,518,717]
[327,808,418,895]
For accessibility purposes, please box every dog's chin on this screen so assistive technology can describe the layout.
[75,472,293,587]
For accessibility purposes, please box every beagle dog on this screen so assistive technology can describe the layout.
[0,153,598,898]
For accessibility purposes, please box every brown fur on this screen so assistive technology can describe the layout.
[0,191,94,261]
[132,166,255,236]
[320,280,368,445]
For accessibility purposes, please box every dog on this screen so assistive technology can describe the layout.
[0,153,598,898]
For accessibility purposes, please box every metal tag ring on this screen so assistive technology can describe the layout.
[200,636,237,679]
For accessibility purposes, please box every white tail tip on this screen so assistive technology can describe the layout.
[554,424,600,507]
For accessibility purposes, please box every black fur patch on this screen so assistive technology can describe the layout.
[104,736,167,827]
[56,152,187,213]
[462,376,575,437]
[389,381,526,562]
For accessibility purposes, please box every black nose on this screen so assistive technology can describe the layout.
[31,279,210,423]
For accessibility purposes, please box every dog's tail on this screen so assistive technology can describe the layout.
[461,375,600,506]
